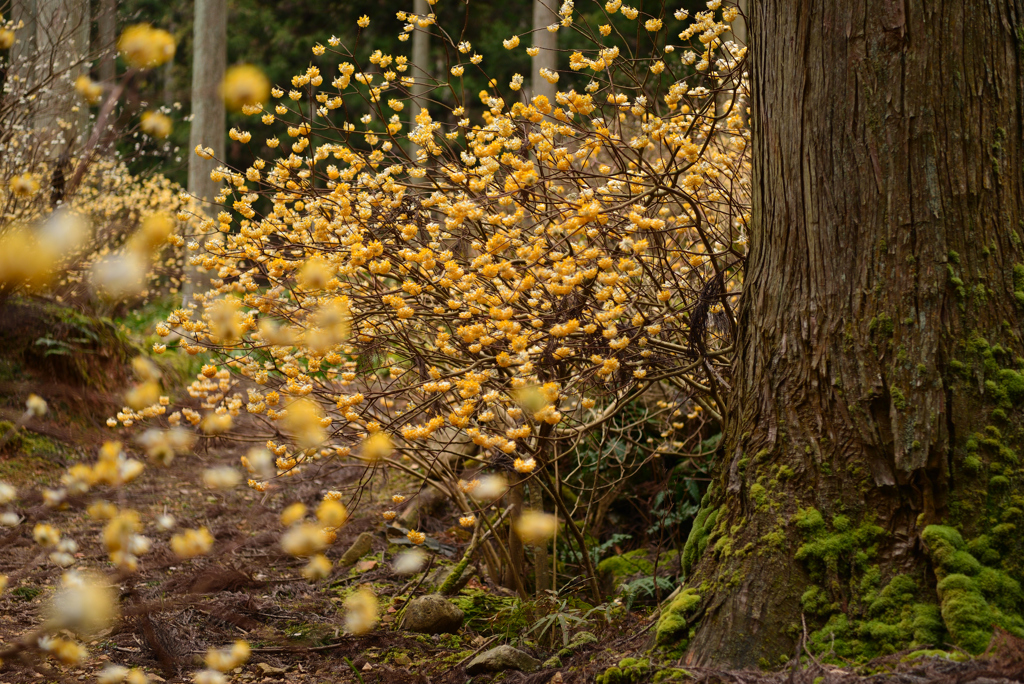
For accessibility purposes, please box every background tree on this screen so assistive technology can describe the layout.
[667,0,1024,668]
[529,0,556,104]
[409,0,430,124]
[521,0,558,597]
[97,0,117,83]
[182,0,224,307]
[12,0,90,145]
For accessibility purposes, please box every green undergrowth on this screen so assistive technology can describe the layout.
[0,421,70,485]
[598,548,680,605]
[0,420,66,459]
[598,549,655,584]
[0,298,140,391]
[450,587,525,636]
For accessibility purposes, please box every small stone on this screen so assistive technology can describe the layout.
[339,532,375,567]
[466,645,541,675]
[400,594,464,634]
[256,663,287,676]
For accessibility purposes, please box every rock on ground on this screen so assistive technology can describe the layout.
[338,532,375,567]
[465,645,541,675]
[400,594,464,634]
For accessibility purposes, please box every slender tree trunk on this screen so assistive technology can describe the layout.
[182,0,225,308]
[527,0,557,595]
[97,0,117,84]
[410,0,429,124]
[34,0,90,147]
[529,480,551,594]
[162,44,175,108]
[503,476,526,591]
[530,0,556,104]
[10,0,38,79]
[673,0,1024,668]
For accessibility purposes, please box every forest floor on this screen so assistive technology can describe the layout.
[1,299,1023,684]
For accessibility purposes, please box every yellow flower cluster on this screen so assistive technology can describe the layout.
[117,24,176,69]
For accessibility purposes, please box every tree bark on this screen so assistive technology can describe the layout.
[182,0,226,308]
[10,0,38,81]
[529,0,557,104]
[33,0,90,147]
[410,0,430,124]
[677,0,1024,668]
[96,0,117,84]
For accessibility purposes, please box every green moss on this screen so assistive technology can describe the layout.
[801,585,834,616]
[900,649,969,663]
[450,588,524,635]
[997,368,1024,403]
[794,509,884,579]
[0,421,65,459]
[935,574,993,653]
[945,551,983,576]
[921,525,966,572]
[598,549,655,587]
[976,567,1023,612]
[655,589,701,645]
[911,603,946,646]
[968,536,1000,566]
[0,424,67,485]
[750,483,767,506]
[869,313,895,339]
[652,668,692,682]
[597,658,651,684]
[891,388,908,410]
[564,630,598,652]
[1013,264,1024,291]
[794,513,949,661]
[761,528,786,551]
[990,475,1010,490]
[682,506,717,577]
[922,525,1024,652]
[805,579,946,661]
[11,586,42,601]
[793,507,826,535]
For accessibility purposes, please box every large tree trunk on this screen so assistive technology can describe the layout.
[182,0,226,308]
[669,0,1024,668]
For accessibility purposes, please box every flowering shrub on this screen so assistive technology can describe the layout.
[144,0,749,590]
